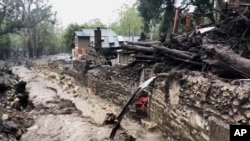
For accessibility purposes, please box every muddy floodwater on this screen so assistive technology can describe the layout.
[12,66,164,141]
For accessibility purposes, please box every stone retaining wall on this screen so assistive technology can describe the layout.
[31,60,250,141]
[146,71,250,141]
[85,65,250,141]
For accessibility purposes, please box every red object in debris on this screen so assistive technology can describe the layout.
[135,96,148,113]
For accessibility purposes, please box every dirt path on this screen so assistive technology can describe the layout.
[12,66,164,141]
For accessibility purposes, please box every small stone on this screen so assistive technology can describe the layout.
[27,125,39,131]
[229,110,234,116]
[62,85,68,91]
[234,115,245,123]
[17,93,23,97]
[220,86,228,91]
[237,92,248,100]
[232,106,238,113]
[15,129,22,139]
[141,119,158,132]
[14,98,20,103]
[72,89,77,94]
[60,75,65,80]
[10,101,15,107]
[7,96,12,100]
[1,114,9,120]
[242,104,250,109]
[233,99,240,106]
[244,111,250,118]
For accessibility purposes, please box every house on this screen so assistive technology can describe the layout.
[74,28,123,48]
[74,28,142,49]
[73,28,143,62]
[74,28,124,60]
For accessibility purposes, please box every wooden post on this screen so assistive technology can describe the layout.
[200,16,204,26]
[173,9,180,34]
[185,13,191,32]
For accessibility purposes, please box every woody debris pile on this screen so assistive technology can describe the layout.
[122,8,250,79]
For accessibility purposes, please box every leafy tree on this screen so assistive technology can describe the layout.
[82,20,107,29]
[63,23,84,51]
[0,0,26,59]
[137,0,167,33]
[10,22,64,57]
[0,0,26,36]
[21,0,56,58]
[32,21,62,56]
[0,34,11,59]
[110,4,143,36]
[109,22,120,34]
[137,0,216,34]
[189,0,216,23]
[0,0,60,59]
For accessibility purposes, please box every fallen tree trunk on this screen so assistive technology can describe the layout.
[165,54,202,66]
[122,44,198,60]
[202,59,243,78]
[126,41,161,47]
[131,54,165,61]
[121,44,155,53]
[153,45,197,60]
[205,45,250,78]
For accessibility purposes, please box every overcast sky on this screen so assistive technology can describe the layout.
[49,0,135,27]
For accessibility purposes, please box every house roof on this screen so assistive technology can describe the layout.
[75,31,85,37]
[75,29,140,48]
[75,28,120,48]
[90,36,120,48]
[75,29,117,37]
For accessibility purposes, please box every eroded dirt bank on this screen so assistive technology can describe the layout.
[11,65,164,141]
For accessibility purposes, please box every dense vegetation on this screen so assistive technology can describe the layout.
[0,0,64,59]
[137,0,216,34]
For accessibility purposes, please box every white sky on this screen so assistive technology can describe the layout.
[49,0,136,27]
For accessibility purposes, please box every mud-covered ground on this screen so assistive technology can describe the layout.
[0,61,34,141]
[8,66,120,141]
[0,56,165,141]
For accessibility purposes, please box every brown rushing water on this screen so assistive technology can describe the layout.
[13,65,165,141]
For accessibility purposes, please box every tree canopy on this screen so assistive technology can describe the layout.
[137,0,216,34]
[82,19,107,29]
[110,4,143,36]
[63,23,84,51]
[0,0,62,59]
